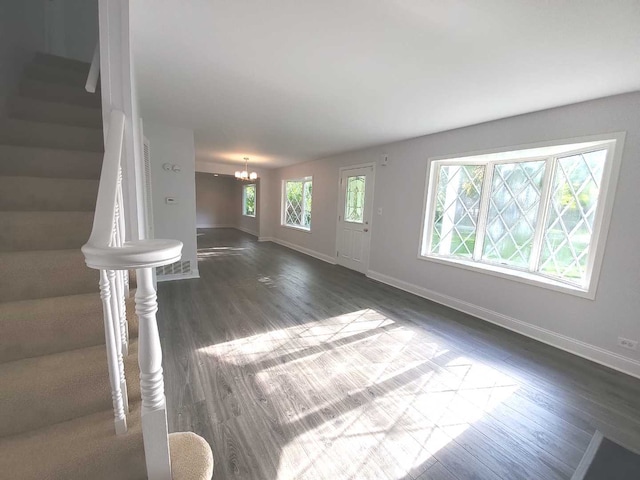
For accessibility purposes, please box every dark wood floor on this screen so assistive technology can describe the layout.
[157,228,640,480]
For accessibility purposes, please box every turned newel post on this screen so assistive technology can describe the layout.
[136,267,172,480]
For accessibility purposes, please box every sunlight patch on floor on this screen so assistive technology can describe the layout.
[196,246,246,260]
[198,311,519,479]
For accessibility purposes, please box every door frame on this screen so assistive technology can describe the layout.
[335,162,376,272]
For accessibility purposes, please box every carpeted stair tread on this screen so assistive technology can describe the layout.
[0,211,94,251]
[0,293,138,364]
[0,401,146,480]
[0,249,98,302]
[33,52,91,74]
[8,95,102,129]
[20,77,101,109]
[169,432,215,480]
[0,118,103,152]
[0,340,140,438]
[0,176,98,211]
[0,144,102,179]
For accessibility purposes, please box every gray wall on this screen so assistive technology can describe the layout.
[0,1,46,115]
[265,92,640,376]
[195,173,237,228]
[145,121,198,278]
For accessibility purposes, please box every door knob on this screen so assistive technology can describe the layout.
[363,228,369,232]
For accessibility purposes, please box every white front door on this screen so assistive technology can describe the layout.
[336,165,374,273]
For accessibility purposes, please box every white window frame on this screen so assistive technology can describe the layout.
[419,133,625,299]
[242,183,256,217]
[282,176,313,232]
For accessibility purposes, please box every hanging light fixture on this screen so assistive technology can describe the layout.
[235,157,258,181]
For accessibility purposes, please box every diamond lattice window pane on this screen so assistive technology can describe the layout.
[345,176,365,223]
[482,160,545,268]
[538,149,606,283]
[430,165,484,258]
[285,181,303,226]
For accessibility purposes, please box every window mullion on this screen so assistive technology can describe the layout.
[472,162,494,261]
[529,157,556,272]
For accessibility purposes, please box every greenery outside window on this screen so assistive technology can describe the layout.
[421,135,623,297]
[283,177,312,230]
[243,184,256,217]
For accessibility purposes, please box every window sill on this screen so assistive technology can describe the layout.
[281,224,311,233]
[417,253,596,300]
[242,214,256,218]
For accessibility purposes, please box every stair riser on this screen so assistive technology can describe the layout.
[23,63,91,88]
[20,79,101,109]
[9,96,103,129]
[0,294,138,363]
[33,52,91,74]
[0,250,99,302]
[0,212,94,251]
[0,342,140,438]
[0,177,98,211]
[0,145,102,179]
[0,119,103,152]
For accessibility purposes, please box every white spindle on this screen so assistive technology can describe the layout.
[99,270,127,435]
[136,267,172,479]
[108,268,129,415]
[85,42,100,93]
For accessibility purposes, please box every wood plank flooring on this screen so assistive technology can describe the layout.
[157,228,640,480]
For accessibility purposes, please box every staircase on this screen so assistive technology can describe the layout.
[0,53,212,479]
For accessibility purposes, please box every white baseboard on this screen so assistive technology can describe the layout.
[264,237,337,265]
[235,225,258,237]
[157,270,200,283]
[367,270,640,380]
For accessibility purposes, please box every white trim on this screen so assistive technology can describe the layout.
[281,224,311,233]
[156,270,200,282]
[571,431,604,480]
[264,238,337,265]
[366,269,640,380]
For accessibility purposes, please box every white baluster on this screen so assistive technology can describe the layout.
[136,267,172,479]
[99,270,127,435]
[108,269,129,415]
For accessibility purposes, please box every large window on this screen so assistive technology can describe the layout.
[283,177,312,230]
[421,136,622,296]
[242,184,256,217]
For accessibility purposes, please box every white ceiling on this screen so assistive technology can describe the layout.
[131,1,640,169]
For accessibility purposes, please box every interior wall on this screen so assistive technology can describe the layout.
[44,0,98,62]
[195,173,238,228]
[145,121,198,278]
[196,160,271,237]
[0,0,47,116]
[266,92,640,376]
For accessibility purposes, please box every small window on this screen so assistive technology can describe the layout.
[421,136,622,296]
[283,177,312,230]
[242,184,256,217]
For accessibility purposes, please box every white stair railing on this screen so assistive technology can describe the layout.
[82,109,182,480]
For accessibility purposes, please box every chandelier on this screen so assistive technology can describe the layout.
[235,157,257,181]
